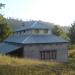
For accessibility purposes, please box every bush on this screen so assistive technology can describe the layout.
[68,44,75,50]
[69,52,75,58]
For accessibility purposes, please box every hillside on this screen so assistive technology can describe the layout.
[7,18,69,32]
[0,49,75,75]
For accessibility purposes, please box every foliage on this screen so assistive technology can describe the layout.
[69,52,75,58]
[0,3,11,41]
[69,22,75,44]
[68,44,75,50]
[52,25,69,40]
[0,3,5,9]
[7,18,26,30]
[52,25,62,36]
[0,15,11,41]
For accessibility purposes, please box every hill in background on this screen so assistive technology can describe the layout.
[7,18,70,32]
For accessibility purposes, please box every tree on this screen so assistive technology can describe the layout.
[52,25,63,36]
[52,25,69,40]
[0,3,5,9]
[0,3,11,41]
[69,22,75,44]
[0,15,11,41]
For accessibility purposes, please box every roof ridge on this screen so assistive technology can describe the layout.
[31,21,38,28]
[22,35,31,43]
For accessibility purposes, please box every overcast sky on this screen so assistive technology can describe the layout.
[1,0,75,26]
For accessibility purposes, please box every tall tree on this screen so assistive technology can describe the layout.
[52,25,69,40]
[0,15,11,41]
[52,25,63,36]
[69,22,75,44]
[0,3,11,41]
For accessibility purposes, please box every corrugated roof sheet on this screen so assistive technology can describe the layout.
[30,22,50,29]
[4,35,69,44]
[0,42,22,54]
[15,21,52,31]
[0,35,69,54]
[5,35,29,43]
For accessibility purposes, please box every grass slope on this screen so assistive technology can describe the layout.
[0,49,75,75]
[0,55,59,66]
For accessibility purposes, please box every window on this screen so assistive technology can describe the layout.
[40,50,56,60]
[23,30,26,33]
[44,29,48,33]
[32,29,49,34]
[19,31,21,34]
[34,29,39,34]
[16,32,18,34]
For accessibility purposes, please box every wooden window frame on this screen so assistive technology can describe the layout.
[35,29,39,34]
[40,50,56,60]
[44,29,48,33]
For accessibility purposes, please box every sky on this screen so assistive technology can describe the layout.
[0,0,75,26]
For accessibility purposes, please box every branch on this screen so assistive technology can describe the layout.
[0,3,5,9]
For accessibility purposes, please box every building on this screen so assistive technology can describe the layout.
[0,21,69,62]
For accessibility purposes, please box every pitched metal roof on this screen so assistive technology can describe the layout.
[4,35,69,44]
[15,21,52,31]
[30,22,50,29]
[0,35,69,54]
[0,42,22,54]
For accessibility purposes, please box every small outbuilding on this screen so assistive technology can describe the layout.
[0,21,69,62]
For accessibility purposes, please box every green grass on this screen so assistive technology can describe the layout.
[0,55,62,75]
[0,49,75,75]
[0,54,60,66]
